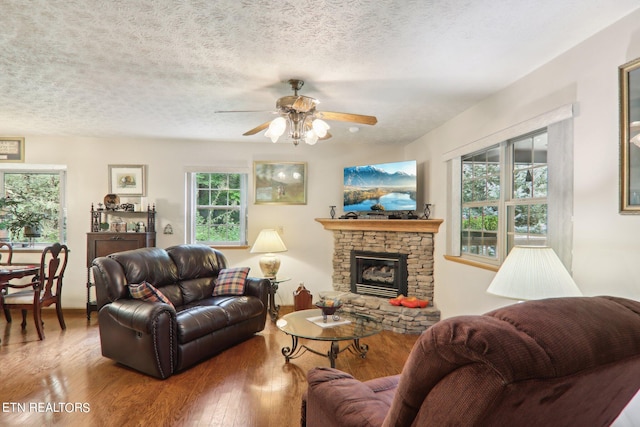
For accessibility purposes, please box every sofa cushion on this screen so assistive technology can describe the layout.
[110,247,179,287]
[176,305,229,343]
[213,267,250,296]
[214,295,265,324]
[129,281,174,308]
[167,244,226,279]
[180,277,216,305]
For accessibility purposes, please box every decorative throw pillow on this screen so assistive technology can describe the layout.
[213,267,250,296]
[129,281,174,308]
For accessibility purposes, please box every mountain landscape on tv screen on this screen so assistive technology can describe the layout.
[343,163,417,212]
[344,165,415,187]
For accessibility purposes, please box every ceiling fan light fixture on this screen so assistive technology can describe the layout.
[312,119,330,138]
[305,130,319,145]
[265,117,286,143]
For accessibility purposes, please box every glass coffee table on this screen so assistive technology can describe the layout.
[276,308,383,368]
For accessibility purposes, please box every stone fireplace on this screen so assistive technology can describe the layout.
[316,218,443,334]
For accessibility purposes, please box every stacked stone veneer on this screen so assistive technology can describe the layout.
[331,230,441,334]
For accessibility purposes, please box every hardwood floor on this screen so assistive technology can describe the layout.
[0,307,419,426]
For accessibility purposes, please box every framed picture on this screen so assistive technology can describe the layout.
[108,164,147,196]
[0,137,25,162]
[254,161,307,204]
[620,57,640,213]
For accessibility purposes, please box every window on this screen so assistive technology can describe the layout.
[446,105,574,269]
[186,171,248,246]
[0,167,67,246]
[461,130,548,263]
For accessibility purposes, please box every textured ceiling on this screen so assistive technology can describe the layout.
[0,0,638,145]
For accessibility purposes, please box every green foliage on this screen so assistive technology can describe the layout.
[0,173,60,242]
[195,173,243,244]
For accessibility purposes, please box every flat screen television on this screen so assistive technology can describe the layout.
[343,160,417,213]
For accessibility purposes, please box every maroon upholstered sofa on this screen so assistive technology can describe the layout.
[302,296,640,426]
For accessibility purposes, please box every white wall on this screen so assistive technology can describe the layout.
[406,8,640,319]
[18,136,400,309]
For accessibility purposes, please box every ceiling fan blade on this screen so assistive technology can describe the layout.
[316,111,377,125]
[243,121,272,136]
[320,131,332,140]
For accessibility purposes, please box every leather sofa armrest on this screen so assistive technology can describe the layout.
[244,277,269,303]
[103,299,176,334]
[304,367,392,427]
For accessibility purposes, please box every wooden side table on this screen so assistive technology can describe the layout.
[266,277,290,321]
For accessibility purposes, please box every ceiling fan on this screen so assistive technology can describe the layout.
[216,79,377,146]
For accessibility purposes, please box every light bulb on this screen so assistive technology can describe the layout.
[305,130,319,145]
[265,117,286,142]
[312,119,330,138]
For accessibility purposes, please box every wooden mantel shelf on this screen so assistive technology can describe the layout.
[315,218,443,233]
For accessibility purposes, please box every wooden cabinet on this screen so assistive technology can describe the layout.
[86,206,157,319]
[86,232,156,266]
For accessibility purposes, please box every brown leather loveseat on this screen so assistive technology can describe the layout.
[92,244,269,379]
[302,296,640,426]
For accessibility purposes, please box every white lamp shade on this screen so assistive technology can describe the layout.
[486,246,582,301]
[250,229,287,254]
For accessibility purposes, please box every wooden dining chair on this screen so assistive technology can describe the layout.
[0,242,13,265]
[1,243,68,340]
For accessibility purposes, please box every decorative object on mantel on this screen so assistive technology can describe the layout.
[250,228,288,278]
[216,79,377,146]
[0,137,25,162]
[422,203,432,219]
[329,206,336,219]
[486,246,582,301]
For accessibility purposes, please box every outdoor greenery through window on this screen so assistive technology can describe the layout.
[0,170,66,246]
[461,130,548,262]
[191,172,247,245]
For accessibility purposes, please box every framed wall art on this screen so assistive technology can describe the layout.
[108,164,147,196]
[254,161,307,205]
[620,57,640,213]
[0,137,25,162]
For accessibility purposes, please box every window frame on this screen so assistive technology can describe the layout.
[185,168,248,247]
[0,164,67,248]
[460,130,549,265]
[444,104,574,270]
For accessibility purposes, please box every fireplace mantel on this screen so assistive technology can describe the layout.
[315,218,443,233]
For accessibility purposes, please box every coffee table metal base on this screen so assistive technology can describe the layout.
[281,335,370,368]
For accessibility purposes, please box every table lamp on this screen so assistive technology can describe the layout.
[250,229,287,278]
[486,246,582,301]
